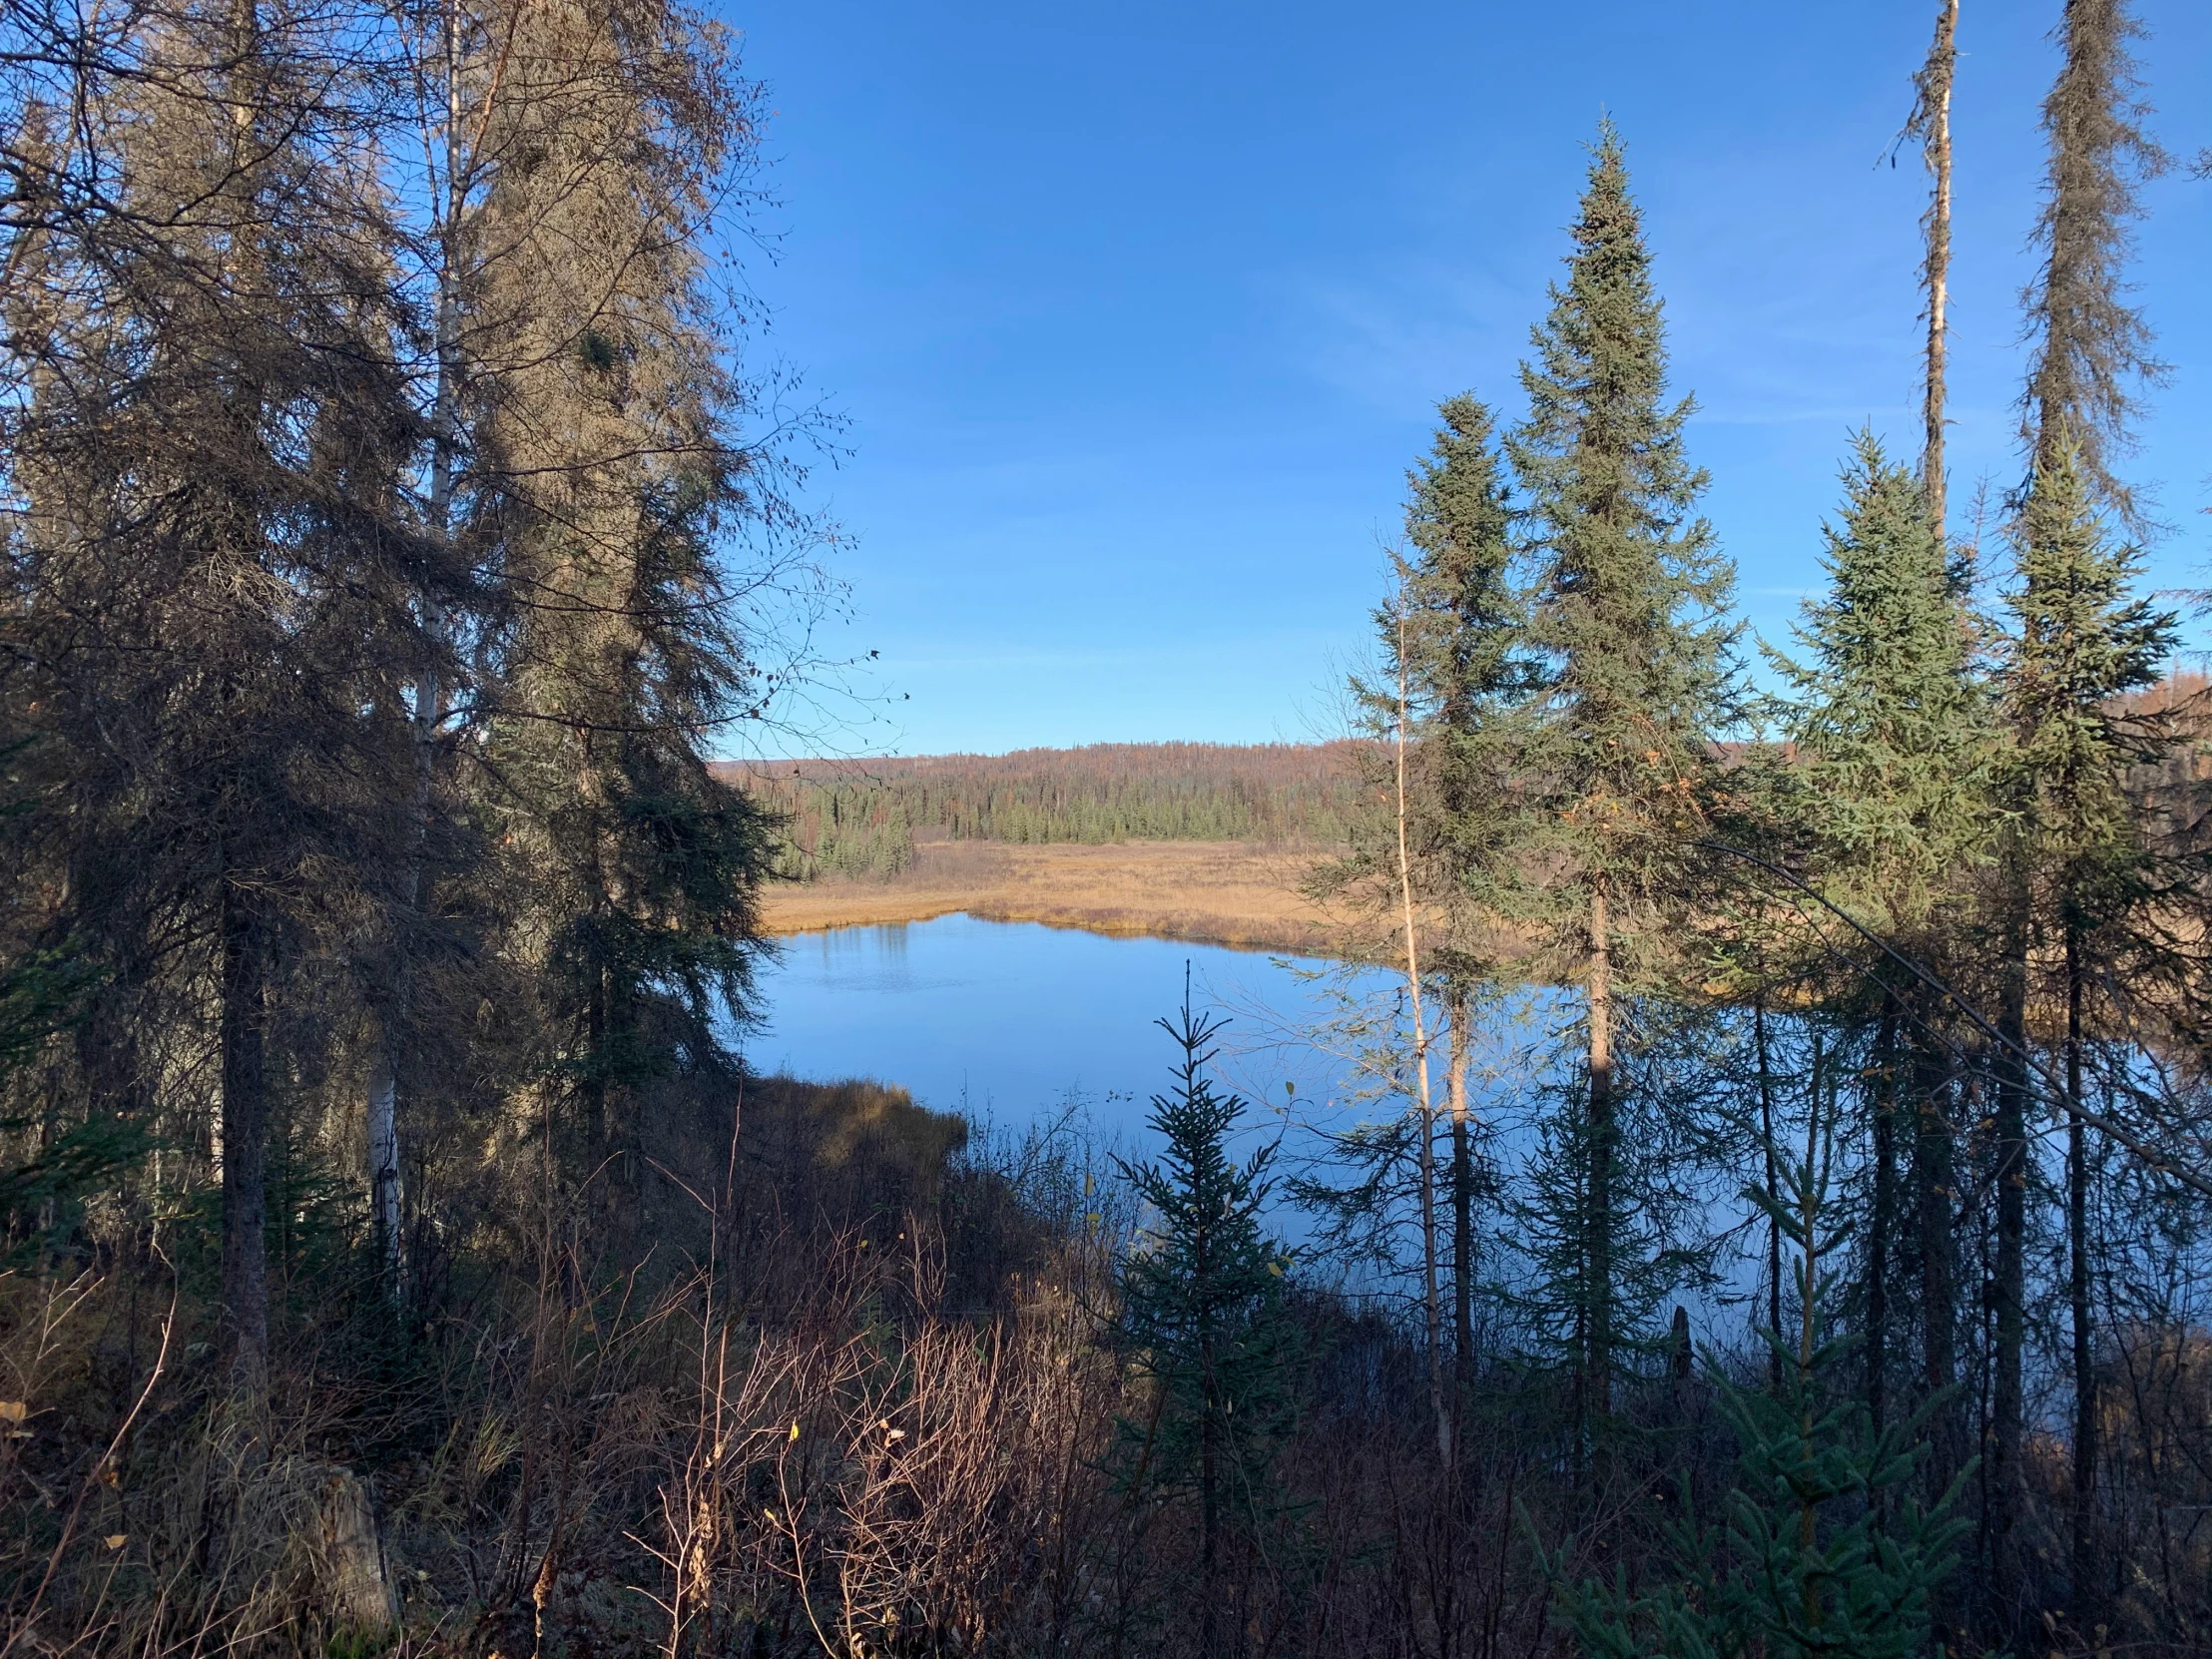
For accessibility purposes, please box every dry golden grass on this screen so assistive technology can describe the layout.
[758,838,1352,953]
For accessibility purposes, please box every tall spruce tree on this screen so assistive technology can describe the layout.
[1505,122,1736,1431]
[468,0,780,1191]
[0,0,433,1395]
[2021,0,2167,529]
[2012,0,2172,1626]
[1778,435,1985,933]
[1772,434,1987,1500]
[1398,392,1524,1396]
[1999,437,2177,1634]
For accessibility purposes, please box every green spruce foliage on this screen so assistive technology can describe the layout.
[1400,392,1532,940]
[1509,121,1739,913]
[1769,431,1990,1531]
[1113,998,1300,1646]
[2000,434,2179,1632]
[1548,1096,1967,1659]
[1776,432,1988,938]
[2003,437,2177,918]
[1505,121,1737,1429]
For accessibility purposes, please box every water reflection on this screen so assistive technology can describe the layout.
[744,913,1365,1145]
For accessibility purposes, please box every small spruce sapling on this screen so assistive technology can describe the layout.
[1113,993,1300,1645]
[1542,1085,1967,1659]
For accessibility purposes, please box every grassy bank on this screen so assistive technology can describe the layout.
[757,837,1350,953]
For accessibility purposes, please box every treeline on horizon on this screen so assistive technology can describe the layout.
[721,741,1371,879]
[1,2,2211,1658]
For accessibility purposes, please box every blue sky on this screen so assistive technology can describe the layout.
[723,0,2211,758]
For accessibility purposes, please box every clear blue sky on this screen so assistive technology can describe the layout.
[723,0,2211,758]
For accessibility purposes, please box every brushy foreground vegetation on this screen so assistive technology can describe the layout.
[5,0,2212,1655]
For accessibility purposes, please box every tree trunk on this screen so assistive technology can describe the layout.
[1448,984,1476,1404]
[2066,928,2101,1634]
[1585,874,1613,1428]
[1754,997,1783,1391]
[1390,619,1450,1464]
[1912,992,1960,1642]
[1991,904,2029,1638]
[367,1054,401,1290]
[1869,1000,1898,1439]
[366,0,467,1305]
[219,882,270,1396]
[1918,0,1957,535]
[1199,1205,1220,1659]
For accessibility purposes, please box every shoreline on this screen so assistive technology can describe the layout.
[758,837,1352,955]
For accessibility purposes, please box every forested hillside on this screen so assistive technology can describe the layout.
[722,741,1368,879]
[3,1,2212,1657]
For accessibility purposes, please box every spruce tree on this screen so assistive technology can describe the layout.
[1999,437,2177,1633]
[2021,0,2167,528]
[1777,433,1985,933]
[1505,122,1737,1430]
[0,0,433,1394]
[2012,0,2171,1618]
[1773,432,1987,1473]
[465,0,781,1185]
[1547,1092,1967,1659]
[1113,999,1299,1655]
[1398,391,1525,1398]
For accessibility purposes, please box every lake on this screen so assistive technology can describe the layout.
[744,913,1396,1149]
[743,912,1756,1308]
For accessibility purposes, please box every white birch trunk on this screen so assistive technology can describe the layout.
[1391,609,1450,1465]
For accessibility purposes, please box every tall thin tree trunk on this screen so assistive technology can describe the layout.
[1917,0,1958,535]
[2066,927,2101,1633]
[1869,1000,1898,1440]
[1448,983,1476,1404]
[1390,616,1450,1463]
[369,0,468,1301]
[1754,997,1783,1391]
[1991,898,2030,1637]
[366,1051,400,1287]
[1586,873,1613,1429]
[219,883,270,1397]
[1200,1322,1219,1658]
[1913,994,1960,1643]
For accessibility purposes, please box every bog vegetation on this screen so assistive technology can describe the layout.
[725,744,1368,882]
[1,2,2209,1658]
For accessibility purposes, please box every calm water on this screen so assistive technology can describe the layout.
[741,913,1743,1307]
[744,913,1382,1144]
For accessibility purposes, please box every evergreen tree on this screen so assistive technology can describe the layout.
[465,0,781,1185]
[2012,0,2172,1620]
[2021,0,2167,528]
[1776,433,1987,938]
[1113,998,1299,1656]
[1772,433,1989,1513]
[1999,436,2177,1632]
[1505,122,1737,1431]
[0,0,433,1393]
[1547,1090,1967,1659]
[1398,393,1526,1391]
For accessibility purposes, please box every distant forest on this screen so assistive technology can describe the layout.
[720,741,1372,879]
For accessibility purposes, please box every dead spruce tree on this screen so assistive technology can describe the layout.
[0,0,436,1397]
